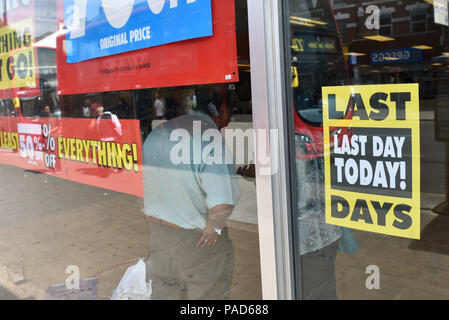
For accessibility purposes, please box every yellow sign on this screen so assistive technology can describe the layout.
[0,18,36,90]
[291,66,299,88]
[291,36,336,53]
[322,84,420,239]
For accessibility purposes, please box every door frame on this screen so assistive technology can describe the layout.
[247,0,299,300]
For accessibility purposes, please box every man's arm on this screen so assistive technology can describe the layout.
[196,204,234,248]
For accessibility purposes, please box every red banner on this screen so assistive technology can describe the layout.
[0,116,144,197]
[56,0,238,95]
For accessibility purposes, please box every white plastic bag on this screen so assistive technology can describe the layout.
[111,259,152,300]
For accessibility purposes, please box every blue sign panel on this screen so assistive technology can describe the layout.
[64,0,213,63]
[370,48,423,65]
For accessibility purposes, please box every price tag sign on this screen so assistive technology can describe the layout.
[17,123,44,165]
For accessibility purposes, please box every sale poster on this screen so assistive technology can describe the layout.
[64,0,213,63]
[0,0,40,99]
[322,84,421,239]
[0,18,36,90]
[57,0,238,95]
[0,116,144,197]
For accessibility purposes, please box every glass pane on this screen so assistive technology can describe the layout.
[285,0,449,300]
[0,0,262,300]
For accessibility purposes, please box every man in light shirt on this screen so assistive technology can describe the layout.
[153,92,165,120]
[142,85,240,299]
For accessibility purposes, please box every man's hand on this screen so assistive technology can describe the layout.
[196,218,223,248]
[237,164,256,179]
[196,204,233,248]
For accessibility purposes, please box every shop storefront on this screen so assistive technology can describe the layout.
[0,0,449,301]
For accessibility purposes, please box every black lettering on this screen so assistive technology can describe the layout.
[8,32,12,52]
[13,31,21,49]
[348,93,369,120]
[390,92,411,121]
[28,51,32,77]
[328,94,344,120]
[393,204,412,230]
[369,92,389,121]
[6,56,13,80]
[350,199,373,224]
[23,29,31,47]
[331,195,350,219]
[371,201,393,226]
[16,53,27,79]
[2,34,8,53]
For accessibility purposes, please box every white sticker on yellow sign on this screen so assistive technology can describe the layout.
[0,18,36,90]
[322,84,420,240]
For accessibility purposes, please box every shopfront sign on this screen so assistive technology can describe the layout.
[57,0,238,95]
[370,48,423,65]
[0,116,144,197]
[291,33,337,54]
[322,84,421,239]
[0,0,40,99]
[0,18,36,90]
[64,0,213,63]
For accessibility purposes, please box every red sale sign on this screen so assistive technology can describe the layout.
[0,116,144,197]
[56,0,238,95]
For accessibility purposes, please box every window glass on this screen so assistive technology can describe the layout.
[286,0,449,299]
[0,0,261,300]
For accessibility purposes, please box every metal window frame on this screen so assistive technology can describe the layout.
[410,10,429,33]
[247,0,299,300]
[378,13,393,36]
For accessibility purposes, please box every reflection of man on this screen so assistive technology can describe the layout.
[142,85,240,300]
[40,105,52,118]
[153,93,165,120]
[294,138,342,300]
[82,98,92,118]
[90,105,122,142]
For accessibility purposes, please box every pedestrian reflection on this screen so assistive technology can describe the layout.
[294,136,358,300]
[142,85,240,300]
[89,104,123,142]
[40,105,52,118]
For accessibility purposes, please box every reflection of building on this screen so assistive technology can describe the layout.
[333,0,449,99]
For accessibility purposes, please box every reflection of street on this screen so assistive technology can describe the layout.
[335,210,449,299]
[421,118,447,195]
[0,164,261,300]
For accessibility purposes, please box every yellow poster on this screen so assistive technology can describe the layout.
[0,18,36,90]
[322,84,420,239]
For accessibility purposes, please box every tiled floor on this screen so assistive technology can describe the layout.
[1,163,449,300]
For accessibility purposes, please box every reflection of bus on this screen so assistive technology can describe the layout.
[290,0,352,159]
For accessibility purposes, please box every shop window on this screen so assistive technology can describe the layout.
[379,14,392,36]
[410,11,428,33]
[285,0,449,302]
[0,0,263,302]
